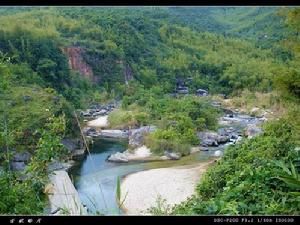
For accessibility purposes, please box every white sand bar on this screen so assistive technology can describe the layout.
[47,170,87,215]
[87,115,109,128]
[121,160,215,215]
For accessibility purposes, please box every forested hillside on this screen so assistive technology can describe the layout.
[0,6,299,215]
[167,7,293,48]
[0,6,293,99]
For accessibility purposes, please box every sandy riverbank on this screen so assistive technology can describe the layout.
[121,159,215,215]
[87,115,109,128]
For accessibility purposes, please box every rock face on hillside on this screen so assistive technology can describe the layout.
[123,62,134,85]
[62,46,97,82]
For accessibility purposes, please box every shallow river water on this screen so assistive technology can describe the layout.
[69,113,258,215]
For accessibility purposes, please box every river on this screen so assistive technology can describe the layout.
[69,113,260,215]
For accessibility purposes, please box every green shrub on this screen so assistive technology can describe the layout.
[0,171,45,214]
[0,114,68,214]
[108,109,151,129]
[145,132,191,156]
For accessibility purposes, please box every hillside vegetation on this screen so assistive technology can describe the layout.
[172,8,300,215]
[0,6,299,215]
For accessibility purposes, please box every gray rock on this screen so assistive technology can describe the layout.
[230,133,239,139]
[229,138,236,143]
[61,139,77,153]
[129,126,157,148]
[47,160,76,173]
[92,112,102,117]
[197,131,229,146]
[47,162,64,172]
[214,150,223,157]
[80,111,92,117]
[160,156,170,160]
[217,135,230,144]
[107,152,129,163]
[10,161,26,171]
[71,149,86,160]
[164,151,181,160]
[83,127,96,136]
[199,146,209,151]
[219,127,239,141]
[12,151,31,162]
[99,109,108,115]
[99,130,129,138]
[196,89,208,96]
[23,95,32,102]
[177,87,189,94]
[244,124,263,138]
[211,101,221,107]
[190,147,200,154]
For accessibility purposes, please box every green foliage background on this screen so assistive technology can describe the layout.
[0,6,299,215]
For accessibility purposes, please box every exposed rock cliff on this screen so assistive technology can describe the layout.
[124,63,133,85]
[62,46,97,82]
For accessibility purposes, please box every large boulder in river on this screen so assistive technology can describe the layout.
[129,126,156,148]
